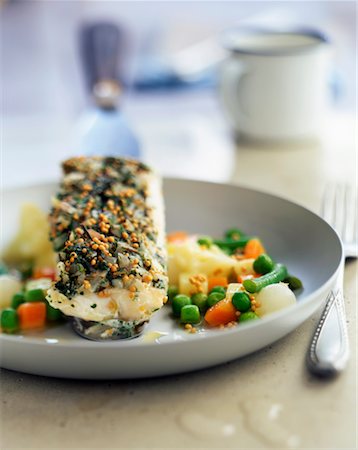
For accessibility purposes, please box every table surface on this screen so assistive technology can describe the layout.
[1,107,357,449]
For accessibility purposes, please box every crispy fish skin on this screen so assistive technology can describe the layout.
[46,157,168,324]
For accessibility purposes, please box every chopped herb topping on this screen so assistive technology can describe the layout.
[49,157,167,298]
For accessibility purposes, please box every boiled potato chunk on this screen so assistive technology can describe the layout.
[226,283,244,299]
[179,273,208,296]
[255,283,296,317]
[168,239,254,285]
[0,275,22,309]
[2,203,56,269]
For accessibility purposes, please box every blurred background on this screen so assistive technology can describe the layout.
[1,0,356,187]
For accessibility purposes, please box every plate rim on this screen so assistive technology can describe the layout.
[1,178,343,350]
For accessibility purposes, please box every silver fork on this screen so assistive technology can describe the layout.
[306,184,357,377]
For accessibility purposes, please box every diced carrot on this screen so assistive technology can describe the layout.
[208,276,228,292]
[167,231,189,243]
[32,267,56,281]
[204,299,237,326]
[244,238,265,259]
[17,302,46,330]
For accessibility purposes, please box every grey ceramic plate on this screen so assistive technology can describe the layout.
[0,179,342,379]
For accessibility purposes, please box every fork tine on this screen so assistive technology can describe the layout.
[321,184,335,224]
[343,184,356,243]
[333,184,345,237]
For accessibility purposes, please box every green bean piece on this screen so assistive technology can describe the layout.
[253,254,274,275]
[46,302,63,321]
[213,236,252,252]
[210,286,226,295]
[224,228,245,240]
[24,288,46,302]
[180,305,201,324]
[167,286,179,303]
[11,292,25,309]
[239,311,259,323]
[172,294,192,317]
[191,293,208,313]
[243,263,288,293]
[1,308,19,332]
[197,236,213,248]
[284,276,303,291]
[207,292,226,307]
[232,292,251,312]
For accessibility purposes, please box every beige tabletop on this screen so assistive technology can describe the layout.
[1,113,356,450]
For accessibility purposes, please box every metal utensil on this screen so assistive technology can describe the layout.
[77,22,140,158]
[307,184,357,377]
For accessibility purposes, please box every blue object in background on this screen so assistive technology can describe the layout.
[77,108,140,158]
[78,22,141,159]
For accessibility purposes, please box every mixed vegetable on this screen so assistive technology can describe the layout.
[167,228,302,332]
[0,265,63,333]
[0,211,303,336]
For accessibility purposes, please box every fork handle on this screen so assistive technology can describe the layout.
[306,288,350,377]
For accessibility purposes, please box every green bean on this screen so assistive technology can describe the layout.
[243,263,288,293]
[224,228,246,240]
[284,275,303,291]
[213,236,252,251]
[253,254,274,274]
[197,236,213,248]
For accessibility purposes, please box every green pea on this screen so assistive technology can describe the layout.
[46,302,63,321]
[207,292,225,308]
[24,288,45,302]
[197,236,213,248]
[167,286,179,303]
[191,293,208,313]
[11,292,25,309]
[239,311,259,323]
[210,286,226,295]
[1,308,19,332]
[172,294,191,317]
[180,305,201,324]
[253,254,274,275]
[232,292,251,312]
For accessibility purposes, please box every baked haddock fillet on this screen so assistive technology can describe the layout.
[46,157,168,340]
